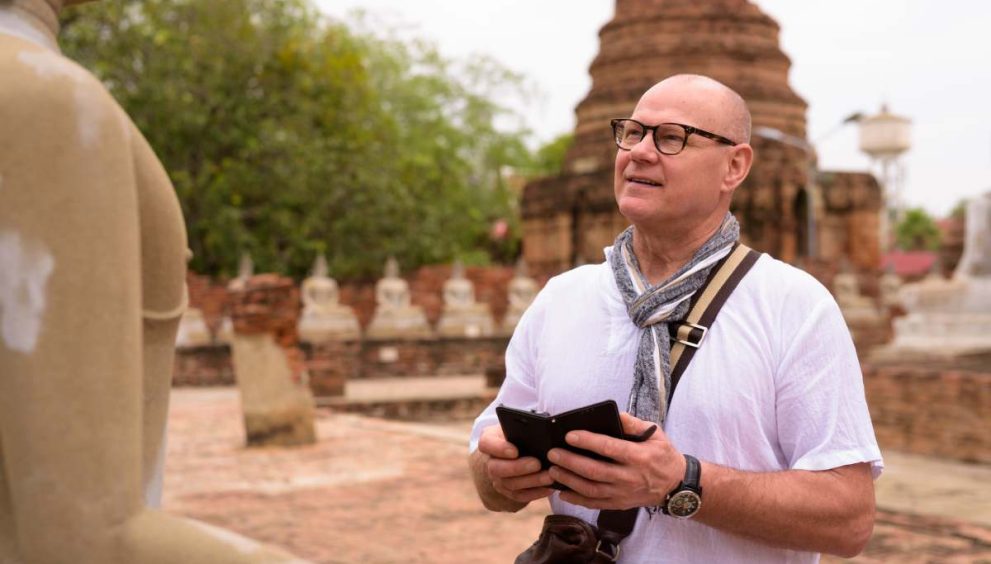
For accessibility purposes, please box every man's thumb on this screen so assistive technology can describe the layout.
[619,412,659,438]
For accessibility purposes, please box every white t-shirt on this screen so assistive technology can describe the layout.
[470,253,883,564]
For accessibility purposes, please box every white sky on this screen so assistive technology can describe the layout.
[315,0,991,217]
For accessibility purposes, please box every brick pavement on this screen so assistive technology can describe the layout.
[164,388,991,563]
[164,388,548,563]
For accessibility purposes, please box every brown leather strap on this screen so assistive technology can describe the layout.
[595,242,761,547]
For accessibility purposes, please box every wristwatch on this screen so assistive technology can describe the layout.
[662,454,703,518]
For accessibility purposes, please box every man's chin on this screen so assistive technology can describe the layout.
[616,199,667,226]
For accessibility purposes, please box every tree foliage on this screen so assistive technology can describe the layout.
[61,0,533,279]
[895,208,942,251]
[526,132,573,178]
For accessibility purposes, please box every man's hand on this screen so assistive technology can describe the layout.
[470,425,554,511]
[548,412,683,510]
[549,414,876,557]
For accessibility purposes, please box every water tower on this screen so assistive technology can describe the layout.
[858,104,911,251]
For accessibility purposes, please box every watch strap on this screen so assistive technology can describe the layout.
[683,454,701,490]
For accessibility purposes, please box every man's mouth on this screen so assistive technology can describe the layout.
[626,175,663,187]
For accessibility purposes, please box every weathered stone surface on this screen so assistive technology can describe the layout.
[863,362,991,464]
[177,337,509,394]
[818,172,883,269]
[359,337,509,380]
[174,344,235,386]
[302,341,360,397]
[229,274,316,447]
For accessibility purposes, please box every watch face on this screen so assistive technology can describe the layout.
[667,490,701,518]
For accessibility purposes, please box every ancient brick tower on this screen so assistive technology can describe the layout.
[521,0,881,278]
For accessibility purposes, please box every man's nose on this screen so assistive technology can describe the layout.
[629,133,659,162]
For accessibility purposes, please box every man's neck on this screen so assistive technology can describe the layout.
[631,213,727,286]
[0,0,61,51]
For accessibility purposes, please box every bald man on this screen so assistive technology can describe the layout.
[469,75,881,562]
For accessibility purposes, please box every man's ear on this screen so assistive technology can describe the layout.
[723,144,754,194]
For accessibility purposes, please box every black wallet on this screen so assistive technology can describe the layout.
[496,400,656,489]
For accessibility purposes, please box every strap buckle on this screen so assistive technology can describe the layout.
[595,540,621,561]
[675,322,707,349]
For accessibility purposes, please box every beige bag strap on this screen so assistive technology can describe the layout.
[667,243,761,404]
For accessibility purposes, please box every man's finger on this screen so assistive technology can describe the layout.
[488,456,542,479]
[548,465,612,500]
[619,412,659,437]
[547,448,622,484]
[478,426,519,459]
[499,486,556,504]
[562,430,635,464]
[498,469,555,492]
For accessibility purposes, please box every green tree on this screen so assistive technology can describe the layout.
[60,0,533,279]
[526,132,573,178]
[895,208,942,251]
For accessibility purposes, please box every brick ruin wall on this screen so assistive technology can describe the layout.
[863,364,990,464]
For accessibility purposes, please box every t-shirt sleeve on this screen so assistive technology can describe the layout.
[468,285,547,453]
[774,292,884,479]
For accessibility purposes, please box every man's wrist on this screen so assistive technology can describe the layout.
[469,450,528,513]
[661,454,703,518]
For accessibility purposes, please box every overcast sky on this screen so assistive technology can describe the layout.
[315,0,991,217]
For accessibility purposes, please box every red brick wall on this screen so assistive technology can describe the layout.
[186,272,232,334]
[173,345,234,386]
[863,363,990,464]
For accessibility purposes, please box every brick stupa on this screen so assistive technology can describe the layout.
[522,0,881,280]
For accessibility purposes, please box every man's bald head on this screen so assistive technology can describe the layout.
[640,74,751,144]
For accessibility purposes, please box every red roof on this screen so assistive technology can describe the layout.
[881,251,937,277]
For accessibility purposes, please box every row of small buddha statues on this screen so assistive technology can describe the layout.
[179,193,991,357]
[176,255,540,347]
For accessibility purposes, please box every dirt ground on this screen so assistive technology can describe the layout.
[164,388,991,563]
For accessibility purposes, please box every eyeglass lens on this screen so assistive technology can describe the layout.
[614,120,686,155]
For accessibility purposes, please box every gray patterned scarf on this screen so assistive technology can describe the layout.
[608,213,740,425]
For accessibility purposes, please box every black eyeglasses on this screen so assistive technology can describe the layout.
[610,118,738,155]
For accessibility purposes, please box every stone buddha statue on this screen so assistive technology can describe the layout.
[437,259,495,338]
[443,260,476,308]
[377,256,410,309]
[0,1,306,561]
[297,255,360,342]
[365,257,431,339]
[877,192,991,359]
[501,258,539,334]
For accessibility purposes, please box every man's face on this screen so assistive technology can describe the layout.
[613,81,738,231]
